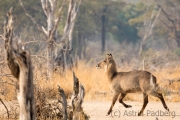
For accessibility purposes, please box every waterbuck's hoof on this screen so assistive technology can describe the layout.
[125,105,132,108]
[106,111,111,116]
[166,107,169,112]
[138,112,143,116]
[106,112,111,116]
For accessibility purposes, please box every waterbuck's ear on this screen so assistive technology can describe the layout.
[107,53,113,58]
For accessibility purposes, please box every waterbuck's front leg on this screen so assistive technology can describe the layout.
[119,93,132,108]
[107,92,119,116]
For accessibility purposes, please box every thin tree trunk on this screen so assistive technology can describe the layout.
[82,38,86,59]
[77,32,83,59]
[175,33,180,47]
[138,39,146,58]
[101,14,106,53]
[47,40,54,79]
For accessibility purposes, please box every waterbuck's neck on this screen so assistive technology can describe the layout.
[106,60,117,81]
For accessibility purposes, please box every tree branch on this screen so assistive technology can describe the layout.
[0,98,9,119]
[156,2,177,33]
[19,0,46,35]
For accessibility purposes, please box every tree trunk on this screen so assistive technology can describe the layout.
[47,40,54,79]
[175,33,180,47]
[101,14,106,53]
[58,86,67,120]
[82,38,86,59]
[138,40,146,58]
[71,71,85,120]
[4,7,20,79]
[16,52,36,120]
[4,7,36,120]
[77,32,83,59]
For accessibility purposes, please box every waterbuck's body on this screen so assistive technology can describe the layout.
[96,54,169,116]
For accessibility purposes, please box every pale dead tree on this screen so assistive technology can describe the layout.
[155,0,180,47]
[57,85,67,120]
[4,7,20,80]
[55,0,81,71]
[138,4,161,58]
[71,71,85,120]
[63,0,81,50]
[15,51,36,120]
[4,7,36,119]
[143,58,146,70]
[19,0,81,78]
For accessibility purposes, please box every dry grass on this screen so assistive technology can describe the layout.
[37,61,180,102]
[1,60,180,102]
[0,60,180,119]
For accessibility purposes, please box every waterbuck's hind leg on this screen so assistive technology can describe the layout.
[149,91,169,111]
[138,93,148,116]
[107,93,119,116]
[119,93,132,108]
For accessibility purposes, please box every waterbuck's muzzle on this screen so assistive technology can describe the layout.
[96,64,100,69]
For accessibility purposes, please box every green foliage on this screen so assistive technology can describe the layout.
[73,0,141,45]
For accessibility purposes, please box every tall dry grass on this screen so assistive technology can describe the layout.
[1,60,180,102]
[34,61,180,102]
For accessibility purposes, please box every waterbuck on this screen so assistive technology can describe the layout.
[96,54,169,116]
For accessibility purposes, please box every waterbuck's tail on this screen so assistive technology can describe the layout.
[150,74,160,92]
[150,74,166,93]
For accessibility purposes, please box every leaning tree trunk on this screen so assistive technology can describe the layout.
[4,7,36,120]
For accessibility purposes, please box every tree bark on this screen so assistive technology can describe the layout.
[71,71,85,120]
[15,51,36,120]
[58,85,67,120]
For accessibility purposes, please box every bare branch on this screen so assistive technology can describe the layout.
[19,0,46,35]
[42,26,48,35]
[50,0,65,39]
[0,98,9,119]
[155,1,177,32]
[56,0,81,46]
[41,0,48,16]
[0,35,5,40]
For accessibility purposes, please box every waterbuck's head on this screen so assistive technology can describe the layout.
[96,54,117,72]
